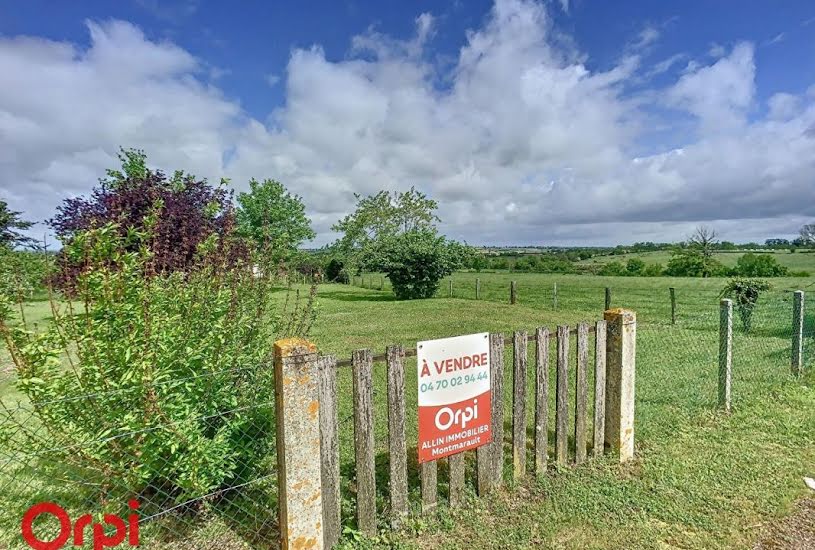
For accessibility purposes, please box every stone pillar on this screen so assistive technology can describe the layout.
[792,290,804,377]
[274,338,324,550]
[604,309,636,462]
[719,299,733,412]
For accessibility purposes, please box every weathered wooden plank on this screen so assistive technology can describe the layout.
[555,325,570,465]
[386,345,408,526]
[448,452,465,508]
[512,330,528,480]
[352,349,376,534]
[534,327,549,477]
[476,442,490,495]
[593,321,607,458]
[421,460,438,512]
[574,323,589,464]
[490,333,505,488]
[317,355,341,549]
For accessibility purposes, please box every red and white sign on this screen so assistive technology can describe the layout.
[417,332,491,463]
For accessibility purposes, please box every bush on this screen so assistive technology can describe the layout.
[375,229,468,299]
[720,277,771,333]
[598,261,626,276]
[664,250,728,277]
[625,258,646,276]
[48,149,240,290]
[325,258,348,282]
[1,224,314,507]
[642,263,664,277]
[0,248,50,299]
[732,253,789,277]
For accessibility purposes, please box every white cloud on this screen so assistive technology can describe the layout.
[1,0,815,247]
[665,42,755,134]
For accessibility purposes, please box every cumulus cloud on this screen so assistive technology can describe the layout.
[1,0,814,246]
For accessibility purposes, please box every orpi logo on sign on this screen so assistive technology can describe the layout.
[417,332,491,463]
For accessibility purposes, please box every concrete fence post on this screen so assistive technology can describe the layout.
[274,338,324,550]
[792,290,804,377]
[604,309,636,463]
[476,278,481,300]
[510,281,517,304]
[604,287,611,311]
[719,299,733,412]
[553,283,558,310]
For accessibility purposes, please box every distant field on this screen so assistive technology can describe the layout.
[578,249,815,272]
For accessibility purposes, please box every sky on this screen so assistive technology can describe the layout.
[1,0,814,247]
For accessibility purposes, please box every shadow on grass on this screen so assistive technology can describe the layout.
[318,289,398,303]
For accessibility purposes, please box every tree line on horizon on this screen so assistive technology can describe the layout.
[2,148,815,300]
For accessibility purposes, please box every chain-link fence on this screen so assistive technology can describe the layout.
[0,364,279,549]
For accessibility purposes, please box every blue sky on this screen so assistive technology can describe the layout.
[1,0,814,245]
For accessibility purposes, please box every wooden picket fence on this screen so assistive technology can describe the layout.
[309,316,627,548]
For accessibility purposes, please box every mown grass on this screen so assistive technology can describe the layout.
[2,276,814,549]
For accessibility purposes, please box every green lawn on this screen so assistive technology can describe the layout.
[2,276,814,549]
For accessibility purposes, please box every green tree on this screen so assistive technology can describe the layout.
[687,225,719,277]
[665,249,727,277]
[0,200,35,249]
[236,179,315,262]
[331,187,439,270]
[733,253,788,277]
[642,263,664,277]
[625,258,646,276]
[599,261,626,276]
[373,229,470,299]
[331,189,471,299]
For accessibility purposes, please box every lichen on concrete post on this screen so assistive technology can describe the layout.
[274,338,324,550]
[604,308,636,463]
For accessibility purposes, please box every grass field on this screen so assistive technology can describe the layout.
[2,273,814,549]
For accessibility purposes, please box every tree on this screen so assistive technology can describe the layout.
[733,253,788,277]
[236,179,315,262]
[373,229,470,299]
[598,261,626,276]
[48,148,240,289]
[331,188,470,299]
[0,200,35,249]
[664,249,727,277]
[331,187,439,270]
[687,225,719,277]
[800,223,815,246]
[625,258,646,276]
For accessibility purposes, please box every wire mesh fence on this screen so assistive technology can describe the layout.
[0,364,279,549]
[349,273,813,407]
